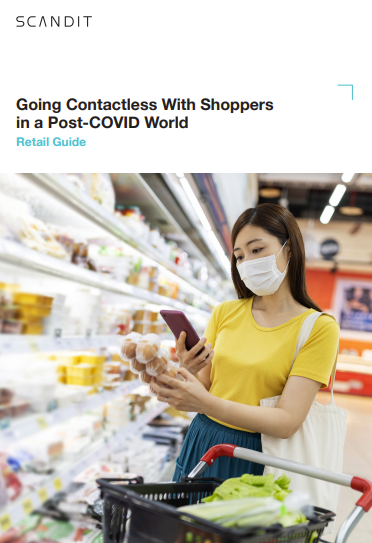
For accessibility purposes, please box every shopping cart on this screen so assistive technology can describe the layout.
[97,444,372,543]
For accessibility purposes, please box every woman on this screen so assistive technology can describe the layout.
[151,204,339,481]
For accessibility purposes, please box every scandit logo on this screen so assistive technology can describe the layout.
[16,16,92,28]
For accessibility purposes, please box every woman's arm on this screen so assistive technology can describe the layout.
[151,369,321,439]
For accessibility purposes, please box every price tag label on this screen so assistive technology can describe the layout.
[38,487,48,503]
[36,416,48,430]
[28,338,39,353]
[22,498,34,515]
[0,513,12,532]
[53,478,63,492]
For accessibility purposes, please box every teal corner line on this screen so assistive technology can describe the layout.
[337,84,353,100]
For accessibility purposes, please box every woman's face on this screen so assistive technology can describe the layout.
[234,224,290,273]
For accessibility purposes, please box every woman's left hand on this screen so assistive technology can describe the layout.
[150,367,211,412]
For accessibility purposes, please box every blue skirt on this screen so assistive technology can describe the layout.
[173,413,264,481]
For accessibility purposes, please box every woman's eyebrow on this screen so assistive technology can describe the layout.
[233,238,263,252]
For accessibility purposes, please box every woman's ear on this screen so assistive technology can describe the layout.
[287,240,291,258]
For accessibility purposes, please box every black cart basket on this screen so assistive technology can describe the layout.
[97,444,372,543]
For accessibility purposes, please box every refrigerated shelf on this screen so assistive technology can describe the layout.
[0,379,141,446]
[20,173,219,306]
[0,401,168,534]
[0,239,212,318]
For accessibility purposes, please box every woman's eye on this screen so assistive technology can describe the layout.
[252,248,262,254]
[236,256,243,261]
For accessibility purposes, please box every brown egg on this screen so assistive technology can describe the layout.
[140,370,152,384]
[129,358,146,374]
[146,355,168,376]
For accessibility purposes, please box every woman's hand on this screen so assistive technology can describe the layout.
[176,332,214,375]
[150,367,211,413]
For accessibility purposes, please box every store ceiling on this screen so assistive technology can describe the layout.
[111,173,225,276]
[258,173,372,222]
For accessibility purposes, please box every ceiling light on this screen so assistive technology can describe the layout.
[339,206,364,216]
[208,231,230,272]
[320,205,335,224]
[259,187,281,198]
[329,184,347,207]
[176,173,184,178]
[179,176,211,231]
[341,173,355,183]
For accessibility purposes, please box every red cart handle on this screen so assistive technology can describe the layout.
[351,477,372,512]
[200,444,237,466]
[198,444,372,513]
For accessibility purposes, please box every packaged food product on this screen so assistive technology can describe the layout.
[163,365,177,380]
[129,358,146,374]
[119,332,142,360]
[154,365,177,390]
[66,375,95,386]
[9,399,29,418]
[56,353,81,365]
[104,361,121,374]
[67,364,95,378]
[132,321,165,335]
[0,305,19,320]
[90,173,116,213]
[136,334,160,364]
[140,370,152,384]
[146,348,169,376]
[1,320,23,334]
[79,353,106,365]
[12,292,54,307]
[133,309,158,322]
[22,322,43,335]
[0,388,14,405]
[19,215,68,259]
[18,305,51,318]
[0,455,22,501]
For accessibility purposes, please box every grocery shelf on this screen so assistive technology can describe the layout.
[20,173,219,305]
[0,239,211,318]
[0,379,141,446]
[0,333,120,356]
[0,401,167,534]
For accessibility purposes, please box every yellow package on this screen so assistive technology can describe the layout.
[56,353,81,365]
[66,375,95,386]
[13,293,54,307]
[18,305,51,318]
[67,364,95,378]
[79,353,106,365]
[23,323,43,335]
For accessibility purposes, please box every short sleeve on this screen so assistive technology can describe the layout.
[203,304,222,347]
[289,316,340,388]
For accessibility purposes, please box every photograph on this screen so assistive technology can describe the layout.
[0,173,372,542]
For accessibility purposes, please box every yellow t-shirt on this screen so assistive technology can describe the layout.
[204,297,339,432]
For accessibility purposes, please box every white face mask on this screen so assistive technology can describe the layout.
[237,240,290,296]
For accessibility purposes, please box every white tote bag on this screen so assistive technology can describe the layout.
[260,312,348,530]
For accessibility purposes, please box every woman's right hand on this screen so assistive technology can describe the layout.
[176,332,214,375]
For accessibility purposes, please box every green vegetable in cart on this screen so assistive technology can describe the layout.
[202,472,291,503]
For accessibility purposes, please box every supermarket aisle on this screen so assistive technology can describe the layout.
[317,392,372,542]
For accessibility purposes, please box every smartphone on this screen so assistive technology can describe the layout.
[160,310,204,353]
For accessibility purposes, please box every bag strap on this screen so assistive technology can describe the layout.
[289,311,337,404]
